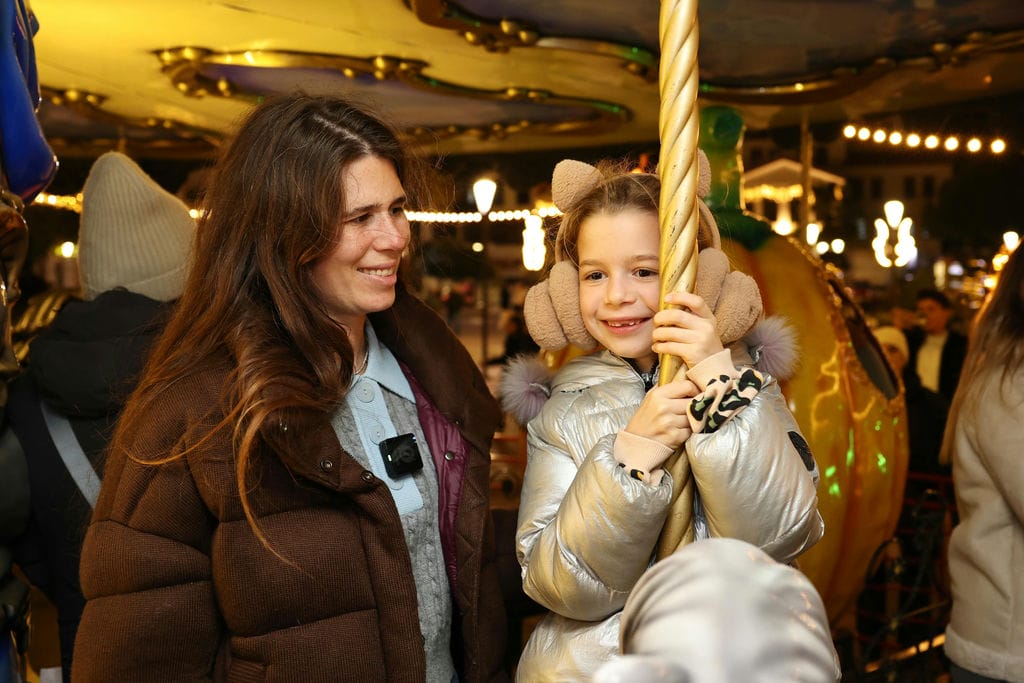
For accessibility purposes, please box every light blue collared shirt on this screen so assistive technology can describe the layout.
[343,323,422,515]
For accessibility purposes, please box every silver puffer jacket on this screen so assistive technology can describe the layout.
[515,351,824,682]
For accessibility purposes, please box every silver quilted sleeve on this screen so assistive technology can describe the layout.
[686,378,824,563]
[516,400,672,622]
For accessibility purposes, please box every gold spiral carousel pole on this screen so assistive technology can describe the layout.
[655,0,701,558]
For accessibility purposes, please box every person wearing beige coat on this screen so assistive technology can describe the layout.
[942,244,1024,683]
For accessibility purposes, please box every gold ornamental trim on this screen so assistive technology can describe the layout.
[407,0,658,82]
[155,46,632,146]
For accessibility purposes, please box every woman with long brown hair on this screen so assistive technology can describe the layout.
[941,243,1024,683]
[72,93,506,682]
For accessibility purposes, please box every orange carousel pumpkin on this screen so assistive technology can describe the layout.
[702,105,910,634]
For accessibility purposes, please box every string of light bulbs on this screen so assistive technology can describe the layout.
[842,124,1007,155]
[34,192,564,224]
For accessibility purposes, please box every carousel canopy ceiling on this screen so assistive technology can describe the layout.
[29,0,1024,158]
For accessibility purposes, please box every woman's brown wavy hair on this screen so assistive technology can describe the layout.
[110,93,433,549]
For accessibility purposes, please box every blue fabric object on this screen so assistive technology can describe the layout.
[0,638,15,683]
[0,0,57,201]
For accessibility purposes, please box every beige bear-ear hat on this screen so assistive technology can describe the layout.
[523,151,762,353]
[694,249,763,345]
[551,159,604,214]
[523,279,570,350]
[551,159,604,261]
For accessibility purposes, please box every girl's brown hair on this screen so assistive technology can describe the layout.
[555,163,661,267]
[111,93,432,546]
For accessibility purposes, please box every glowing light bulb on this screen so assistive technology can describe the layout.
[944,136,959,151]
[472,177,497,214]
[522,214,547,271]
[966,138,982,153]
[906,133,921,147]
[806,222,821,245]
[772,201,796,236]
[924,135,940,149]
[873,129,887,143]
[883,200,905,228]
[843,125,857,138]
[872,218,893,268]
[889,131,903,145]
[893,217,916,267]
[991,139,1006,154]
[1004,231,1020,252]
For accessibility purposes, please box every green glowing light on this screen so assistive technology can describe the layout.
[874,420,882,431]
[828,482,841,497]
[825,465,836,478]
[846,428,855,467]
[876,452,888,473]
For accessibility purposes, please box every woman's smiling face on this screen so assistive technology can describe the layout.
[576,208,661,372]
[311,155,410,331]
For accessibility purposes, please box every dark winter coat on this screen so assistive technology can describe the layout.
[4,289,169,681]
[900,366,950,476]
[72,287,507,682]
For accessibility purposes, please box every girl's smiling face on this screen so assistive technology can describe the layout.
[576,208,661,372]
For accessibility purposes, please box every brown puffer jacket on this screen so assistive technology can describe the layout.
[72,288,507,682]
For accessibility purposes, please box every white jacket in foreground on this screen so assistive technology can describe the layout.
[515,351,824,682]
[945,367,1024,682]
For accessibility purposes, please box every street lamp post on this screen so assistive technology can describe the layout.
[872,199,917,301]
[472,177,497,366]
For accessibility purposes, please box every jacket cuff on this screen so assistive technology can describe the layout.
[615,430,674,486]
[686,349,738,391]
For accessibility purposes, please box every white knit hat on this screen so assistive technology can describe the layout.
[873,325,909,360]
[78,152,195,302]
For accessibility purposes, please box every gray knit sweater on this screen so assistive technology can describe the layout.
[331,325,454,682]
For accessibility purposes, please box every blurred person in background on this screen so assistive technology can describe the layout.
[941,244,1024,683]
[2,151,194,681]
[869,325,951,651]
[0,186,30,683]
[873,325,948,475]
[907,289,967,406]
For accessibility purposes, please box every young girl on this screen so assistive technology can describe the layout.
[503,158,825,681]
